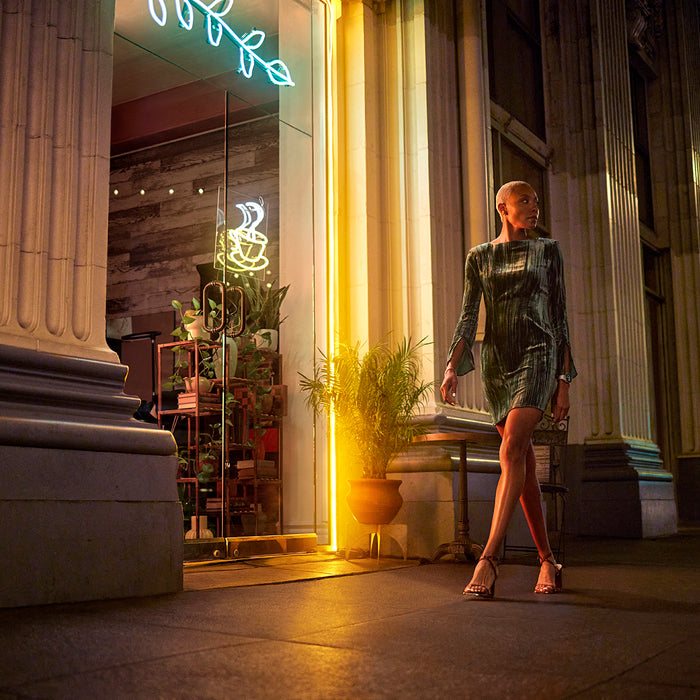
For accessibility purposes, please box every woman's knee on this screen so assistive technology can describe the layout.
[500,433,531,465]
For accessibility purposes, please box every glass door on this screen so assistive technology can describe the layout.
[109,0,329,543]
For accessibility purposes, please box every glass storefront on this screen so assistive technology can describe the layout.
[108,0,330,544]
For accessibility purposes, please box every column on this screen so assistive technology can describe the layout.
[544,0,676,536]
[0,0,181,607]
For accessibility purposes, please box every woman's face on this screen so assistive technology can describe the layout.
[499,185,539,230]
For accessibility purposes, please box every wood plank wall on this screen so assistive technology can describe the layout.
[107,116,280,323]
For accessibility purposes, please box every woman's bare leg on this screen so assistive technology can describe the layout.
[464,407,542,593]
[519,442,552,557]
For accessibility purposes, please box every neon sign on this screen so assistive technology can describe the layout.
[215,200,270,273]
[147,0,295,86]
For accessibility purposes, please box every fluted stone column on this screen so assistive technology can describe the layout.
[0,0,181,607]
[651,0,700,521]
[544,0,676,536]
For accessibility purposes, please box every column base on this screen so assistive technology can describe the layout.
[581,439,678,537]
[0,344,181,608]
[0,446,182,608]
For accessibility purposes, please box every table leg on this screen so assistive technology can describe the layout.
[431,441,483,562]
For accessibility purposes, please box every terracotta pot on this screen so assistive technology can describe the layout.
[346,478,403,525]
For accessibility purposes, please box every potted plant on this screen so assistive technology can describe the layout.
[164,296,221,392]
[172,297,209,341]
[243,277,289,351]
[299,336,433,525]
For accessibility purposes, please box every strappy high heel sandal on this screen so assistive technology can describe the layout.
[534,553,562,594]
[463,555,499,599]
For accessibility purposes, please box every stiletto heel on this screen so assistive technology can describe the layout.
[463,555,499,599]
[534,553,562,594]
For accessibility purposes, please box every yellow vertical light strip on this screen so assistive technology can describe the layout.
[319,0,337,550]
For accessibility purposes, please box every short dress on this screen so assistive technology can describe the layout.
[447,238,577,425]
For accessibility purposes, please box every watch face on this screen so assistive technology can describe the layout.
[565,374,572,383]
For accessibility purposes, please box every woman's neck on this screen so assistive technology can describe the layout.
[494,222,529,243]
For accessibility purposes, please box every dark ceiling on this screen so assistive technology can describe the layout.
[112,0,280,153]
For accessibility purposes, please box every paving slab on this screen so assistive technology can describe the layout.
[0,531,699,699]
[183,552,418,591]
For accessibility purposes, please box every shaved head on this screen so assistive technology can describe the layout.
[496,181,534,209]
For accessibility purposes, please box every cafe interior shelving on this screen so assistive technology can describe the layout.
[157,338,285,538]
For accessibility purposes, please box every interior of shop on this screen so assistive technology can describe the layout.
[108,0,327,544]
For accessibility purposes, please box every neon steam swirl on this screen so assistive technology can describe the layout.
[216,201,270,273]
[147,0,295,86]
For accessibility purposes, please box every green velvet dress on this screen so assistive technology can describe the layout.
[448,238,577,425]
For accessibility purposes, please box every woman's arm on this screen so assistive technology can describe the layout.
[440,338,465,405]
[550,242,576,420]
[551,345,571,422]
[550,241,577,382]
[441,250,482,405]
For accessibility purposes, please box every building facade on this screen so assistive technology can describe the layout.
[1,0,698,606]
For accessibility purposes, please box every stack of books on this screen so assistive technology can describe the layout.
[236,459,277,480]
[177,392,220,411]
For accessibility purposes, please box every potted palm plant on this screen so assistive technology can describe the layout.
[299,337,433,525]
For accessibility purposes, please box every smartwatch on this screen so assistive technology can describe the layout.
[557,373,572,383]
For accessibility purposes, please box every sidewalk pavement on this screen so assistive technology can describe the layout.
[1,528,699,699]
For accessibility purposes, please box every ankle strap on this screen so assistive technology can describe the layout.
[478,554,499,574]
[538,553,556,566]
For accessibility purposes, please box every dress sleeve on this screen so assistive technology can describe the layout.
[446,249,482,375]
[550,241,577,380]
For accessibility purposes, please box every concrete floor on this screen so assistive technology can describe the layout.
[1,530,699,699]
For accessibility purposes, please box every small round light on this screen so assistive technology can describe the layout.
[113,189,119,196]
[140,189,145,195]
[169,188,174,195]
[266,283,272,289]
[198,188,204,194]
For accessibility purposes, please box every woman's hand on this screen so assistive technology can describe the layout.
[551,380,570,422]
[440,367,458,405]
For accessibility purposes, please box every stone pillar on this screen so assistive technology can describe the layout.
[0,0,182,607]
[544,0,676,536]
[652,0,700,521]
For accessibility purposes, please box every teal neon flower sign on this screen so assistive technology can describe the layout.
[147,0,295,86]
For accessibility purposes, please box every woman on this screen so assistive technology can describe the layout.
[441,180,576,598]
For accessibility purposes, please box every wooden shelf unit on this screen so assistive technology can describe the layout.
[157,338,285,538]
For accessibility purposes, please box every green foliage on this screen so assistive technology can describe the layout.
[236,338,272,448]
[243,277,289,331]
[163,297,221,390]
[299,337,434,478]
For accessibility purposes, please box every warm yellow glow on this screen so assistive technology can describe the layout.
[320,0,337,551]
